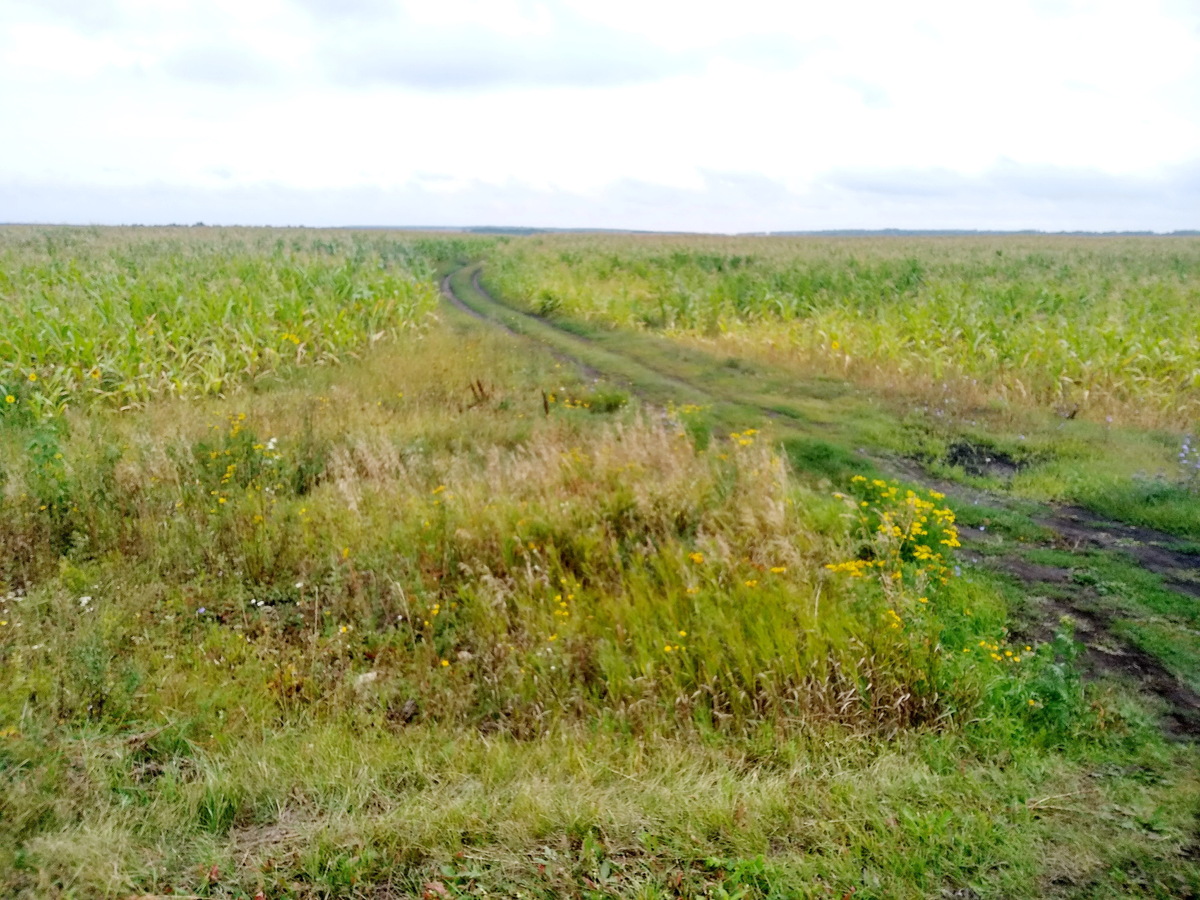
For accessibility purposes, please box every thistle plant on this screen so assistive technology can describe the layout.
[1180,434,1200,493]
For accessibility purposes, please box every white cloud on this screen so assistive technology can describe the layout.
[1,0,1197,229]
[317,14,693,90]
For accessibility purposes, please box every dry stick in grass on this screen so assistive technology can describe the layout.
[1024,789,1095,812]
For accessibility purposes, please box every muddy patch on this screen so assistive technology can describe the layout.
[944,440,1023,481]
[905,443,1200,738]
[981,550,1200,739]
[998,557,1075,585]
[1043,596,1200,739]
[1041,506,1200,600]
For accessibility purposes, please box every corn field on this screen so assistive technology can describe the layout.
[485,234,1200,424]
[0,227,484,418]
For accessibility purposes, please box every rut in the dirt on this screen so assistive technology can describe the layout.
[1044,506,1200,599]
[963,539,1200,739]
[444,264,1200,738]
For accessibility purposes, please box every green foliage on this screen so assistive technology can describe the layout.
[1077,475,1200,538]
[782,436,874,482]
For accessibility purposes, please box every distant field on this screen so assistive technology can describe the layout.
[1,228,1199,899]
[486,234,1200,426]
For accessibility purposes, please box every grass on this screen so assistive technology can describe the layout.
[1020,547,1200,693]
[1073,476,1200,539]
[2,227,1200,898]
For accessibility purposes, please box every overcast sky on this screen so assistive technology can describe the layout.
[3,0,1198,231]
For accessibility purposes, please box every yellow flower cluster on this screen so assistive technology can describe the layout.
[966,640,1033,663]
[544,391,593,409]
[729,428,758,447]
[663,630,687,654]
[824,559,875,578]
[828,477,961,588]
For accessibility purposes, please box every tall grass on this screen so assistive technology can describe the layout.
[4,320,1163,899]
[0,325,1008,736]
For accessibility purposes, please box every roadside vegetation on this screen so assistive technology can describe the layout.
[1,228,1198,898]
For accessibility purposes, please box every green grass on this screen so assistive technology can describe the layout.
[2,228,1200,898]
[1074,476,1200,539]
[475,249,1200,543]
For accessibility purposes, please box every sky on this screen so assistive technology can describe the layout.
[2,0,1199,231]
